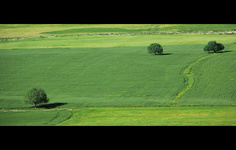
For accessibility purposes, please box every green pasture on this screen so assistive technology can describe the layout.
[1,34,235,109]
[0,24,236,126]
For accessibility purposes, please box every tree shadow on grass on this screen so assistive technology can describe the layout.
[208,51,232,54]
[33,103,68,109]
[216,50,232,53]
[160,53,173,55]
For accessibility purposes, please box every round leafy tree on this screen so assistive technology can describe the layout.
[147,43,163,55]
[23,88,49,109]
[204,41,224,53]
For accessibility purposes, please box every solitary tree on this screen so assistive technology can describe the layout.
[23,88,49,109]
[204,41,224,53]
[147,43,163,55]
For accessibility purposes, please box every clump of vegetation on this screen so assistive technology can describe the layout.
[204,41,224,53]
[147,43,163,55]
[23,88,49,109]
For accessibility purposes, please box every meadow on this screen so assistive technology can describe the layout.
[0,24,236,126]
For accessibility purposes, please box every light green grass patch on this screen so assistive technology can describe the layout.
[57,107,236,126]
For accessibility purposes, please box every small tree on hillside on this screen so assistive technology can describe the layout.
[23,88,49,109]
[147,43,163,55]
[204,41,224,53]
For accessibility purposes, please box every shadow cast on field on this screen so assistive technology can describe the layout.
[216,50,232,53]
[160,53,173,55]
[34,103,68,109]
[208,50,232,54]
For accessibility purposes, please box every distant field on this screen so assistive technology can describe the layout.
[1,24,236,38]
[0,24,150,38]
[149,24,236,32]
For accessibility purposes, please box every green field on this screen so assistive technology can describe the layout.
[0,24,236,126]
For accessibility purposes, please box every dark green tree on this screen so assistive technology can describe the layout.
[23,88,49,109]
[147,43,163,55]
[204,41,224,53]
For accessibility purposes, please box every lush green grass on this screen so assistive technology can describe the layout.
[0,109,72,126]
[1,24,236,126]
[0,34,235,110]
[57,106,236,126]
[0,46,193,108]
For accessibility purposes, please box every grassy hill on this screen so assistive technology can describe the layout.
[0,24,236,125]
